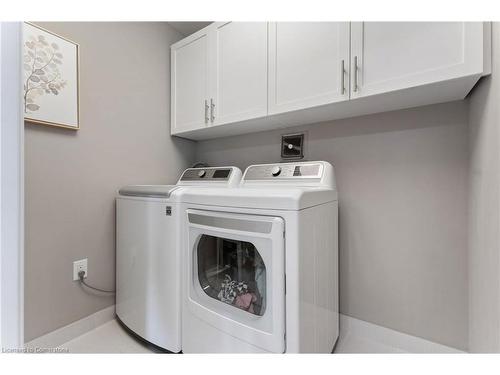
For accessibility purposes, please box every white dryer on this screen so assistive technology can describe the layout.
[115,166,241,352]
[180,161,339,353]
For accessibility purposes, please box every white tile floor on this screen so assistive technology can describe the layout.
[58,316,462,354]
[58,318,391,354]
[60,319,347,354]
[334,330,404,353]
[61,320,153,353]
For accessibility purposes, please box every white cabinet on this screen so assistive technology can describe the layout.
[268,22,350,115]
[171,22,267,135]
[350,22,486,98]
[171,30,210,134]
[171,22,490,140]
[212,22,268,126]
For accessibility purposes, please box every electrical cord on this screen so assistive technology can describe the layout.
[78,270,115,294]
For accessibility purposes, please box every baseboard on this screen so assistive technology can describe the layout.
[25,305,115,350]
[336,314,464,353]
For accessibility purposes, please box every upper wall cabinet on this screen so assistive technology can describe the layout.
[171,22,267,135]
[350,22,487,98]
[171,22,491,140]
[268,22,350,115]
[171,29,210,134]
[212,22,268,126]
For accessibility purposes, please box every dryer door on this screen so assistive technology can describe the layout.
[186,209,285,353]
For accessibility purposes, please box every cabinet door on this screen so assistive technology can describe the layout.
[268,22,350,115]
[171,31,210,134]
[350,22,484,98]
[211,22,268,126]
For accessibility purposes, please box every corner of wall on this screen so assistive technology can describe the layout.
[467,21,500,353]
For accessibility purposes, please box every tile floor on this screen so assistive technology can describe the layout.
[334,330,404,353]
[59,318,388,354]
[61,320,153,353]
[59,317,459,354]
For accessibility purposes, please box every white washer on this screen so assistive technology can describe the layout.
[180,161,339,353]
[115,166,242,352]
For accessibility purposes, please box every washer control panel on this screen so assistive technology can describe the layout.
[244,162,323,180]
[180,167,233,181]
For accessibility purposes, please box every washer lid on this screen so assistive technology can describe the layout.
[118,185,179,198]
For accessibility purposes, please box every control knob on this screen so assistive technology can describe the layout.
[271,166,281,177]
[198,170,206,178]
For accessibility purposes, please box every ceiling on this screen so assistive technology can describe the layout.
[167,22,212,36]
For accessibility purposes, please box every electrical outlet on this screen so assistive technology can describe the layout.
[73,258,88,281]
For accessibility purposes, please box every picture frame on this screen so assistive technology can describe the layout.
[23,22,80,130]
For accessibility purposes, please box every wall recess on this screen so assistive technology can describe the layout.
[281,133,305,160]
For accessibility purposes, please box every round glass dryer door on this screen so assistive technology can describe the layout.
[197,235,266,316]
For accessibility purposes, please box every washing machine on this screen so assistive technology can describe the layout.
[180,161,339,353]
[115,166,242,352]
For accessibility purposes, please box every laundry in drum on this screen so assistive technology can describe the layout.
[198,235,267,315]
[217,274,260,314]
[217,274,248,304]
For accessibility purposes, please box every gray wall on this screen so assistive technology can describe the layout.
[24,22,196,341]
[196,101,469,350]
[468,23,500,352]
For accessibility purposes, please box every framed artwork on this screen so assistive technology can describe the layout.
[23,22,80,130]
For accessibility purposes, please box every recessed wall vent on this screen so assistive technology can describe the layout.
[281,133,305,160]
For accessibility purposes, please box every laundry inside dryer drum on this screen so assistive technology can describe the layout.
[197,235,266,316]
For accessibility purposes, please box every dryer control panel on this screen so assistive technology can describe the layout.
[177,166,243,187]
[244,162,322,180]
[181,168,232,181]
[242,161,336,188]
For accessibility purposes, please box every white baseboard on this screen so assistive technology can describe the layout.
[336,314,464,353]
[25,305,115,350]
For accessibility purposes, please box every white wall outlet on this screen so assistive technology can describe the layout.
[73,258,88,281]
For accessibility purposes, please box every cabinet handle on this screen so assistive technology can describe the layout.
[204,100,209,123]
[210,98,215,122]
[353,56,359,92]
[340,59,345,95]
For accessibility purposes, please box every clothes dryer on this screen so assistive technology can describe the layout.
[180,161,338,353]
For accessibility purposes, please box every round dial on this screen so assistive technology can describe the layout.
[271,166,281,177]
[198,170,206,178]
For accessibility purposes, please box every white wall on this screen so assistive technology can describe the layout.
[468,23,500,353]
[0,21,2,348]
[0,22,24,349]
[0,21,3,348]
[196,100,470,350]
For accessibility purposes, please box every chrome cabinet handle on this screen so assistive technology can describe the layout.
[340,59,345,95]
[210,98,215,122]
[353,56,359,93]
[204,100,209,123]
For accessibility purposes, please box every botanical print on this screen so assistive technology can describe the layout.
[23,23,79,129]
[24,34,67,113]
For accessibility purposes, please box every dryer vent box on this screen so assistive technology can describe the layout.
[281,133,304,159]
